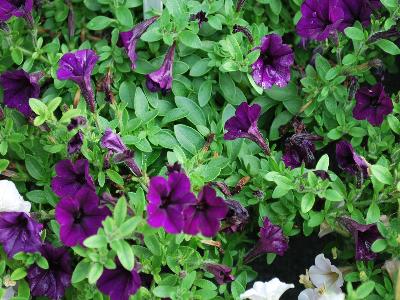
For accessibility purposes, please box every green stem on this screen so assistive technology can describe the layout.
[16,46,50,65]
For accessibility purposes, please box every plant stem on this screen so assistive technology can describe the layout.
[16,46,51,65]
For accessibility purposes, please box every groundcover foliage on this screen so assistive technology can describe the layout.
[0,0,399,299]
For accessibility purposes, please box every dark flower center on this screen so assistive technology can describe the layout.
[262,53,275,66]
[195,201,208,211]
[369,96,379,108]
[76,175,87,185]
[73,209,84,224]
[18,215,28,227]
[13,0,25,8]
[160,194,171,208]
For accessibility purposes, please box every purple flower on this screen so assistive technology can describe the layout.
[97,261,141,300]
[27,243,72,300]
[282,133,322,169]
[244,217,288,263]
[204,263,235,285]
[224,102,270,155]
[55,188,110,246]
[51,159,95,198]
[296,0,344,41]
[236,0,246,12]
[352,83,393,126]
[339,217,381,261]
[222,199,249,233]
[0,70,42,117]
[190,11,208,28]
[183,186,228,237]
[120,16,158,70]
[0,212,42,258]
[339,0,381,29]
[146,173,196,234]
[146,43,176,95]
[336,141,369,178]
[251,33,294,89]
[67,116,86,131]
[0,0,34,26]
[57,49,99,112]
[233,24,253,43]
[67,130,83,155]
[166,162,184,175]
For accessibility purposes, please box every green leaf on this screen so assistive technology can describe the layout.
[134,87,149,115]
[175,96,206,126]
[87,16,115,30]
[88,263,103,284]
[11,47,23,65]
[47,97,62,113]
[324,189,344,202]
[344,27,364,41]
[198,80,213,107]
[355,281,375,298]
[114,197,127,226]
[174,124,204,155]
[71,260,90,284]
[11,268,27,281]
[371,239,387,253]
[179,30,201,49]
[387,115,400,134]
[106,169,124,186]
[25,155,44,180]
[0,159,9,172]
[83,234,108,248]
[301,193,316,213]
[29,98,47,115]
[119,81,136,109]
[375,39,400,55]
[370,164,393,185]
[119,217,142,237]
[114,240,135,271]
[115,6,133,27]
[190,59,212,77]
[144,235,161,256]
[315,154,329,171]
[366,202,380,223]
[315,54,331,80]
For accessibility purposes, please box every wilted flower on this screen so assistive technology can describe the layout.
[0,0,34,27]
[382,259,400,281]
[353,83,393,126]
[190,11,208,28]
[236,0,246,12]
[244,217,288,263]
[67,130,83,155]
[339,216,381,261]
[183,185,228,237]
[146,43,176,95]
[57,49,99,112]
[224,102,270,155]
[55,188,110,246]
[282,133,322,169]
[251,34,294,89]
[0,180,31,214]
[66,0,74,38]
[298,288,345,300]
[0,212,42,258]
[146,173,196,234]
[51,159,95,198]
[166,162,183,175]
[101,69,114,103]
[203,263,235,285]
[339,0,381,28]
[233,24,254,43]
[296,0,344,41]
[309,254,343,290]
[0,69,42,117]
[336,141,369,179]
[67,116,86,131]
[222,199,249,233]
[96,260,141,300]
[120,16,159,70]
[27,243,72,300]
[240,278,294,300]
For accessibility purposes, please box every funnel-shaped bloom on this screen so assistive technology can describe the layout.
[240,278,294,300]
[0,69,42,117]
[336,141,368,178]
[224,102,270,154]
[57,49,98,112]
[203,263,235,285]
[222,199,249,233]
[146,43,176,95]
[251,34,294,89]
[339,0,381,29]
[67,130,83,155]
[0,0,34,26]
[282,133,322,169]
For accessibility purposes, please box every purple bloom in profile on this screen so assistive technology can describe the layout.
[57,49,99,112]
[0,70,42,117]
[224,102,270,155]
[146,173,196,234]
[282,133,322,169]
[251,34,294,89]
[204,263,235,285]
[233,24,254,43]
[244,217,288,263]
[353,83,393,126]
[100,128,142,177]
[27,243,72,300]
[0,0,34,26]
[166,162,183,175]
[55,188,110,246]
[222,199,249,233]
[296,0,344,41]
[0,212,42,258]
[67,116,86,131]
[67,130,83,155]
[51,159,95,198]
[336,141,369,179]
[146,43,176,95]
[183,185,228,237]
[97,260,141,300]
[339,0,381,29]
[339,217,381,261]
[190,11,208,28]
[120,16,158,70]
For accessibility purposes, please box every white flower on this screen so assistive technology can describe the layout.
[298,288,345,300]
[0,180,31,214]
[240,278,294,300]
[309,254,343,291]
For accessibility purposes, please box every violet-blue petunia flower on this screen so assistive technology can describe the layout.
[55,188,110,247]
[27,243,72,300]
[0,0,34,27]
[51,159,95,198]
[146,172,196,234]
[224,102,270,155]
[282,133,322,169]
[67,130,83,155]
[251,34,294,89]
[57,49,99,112]
[244,217,288,263]
[296,0,344,41]
[96,260,141,300]
[353,83,393,126]
[339,216,381,261]
[183,185,228,237]
[221,199,249,233]
[339,0,381,29]
[120,16,159,70]
[336,141,369,179]
[203,263,235,285]
[0,212,42,258]
[146,42,176,95]
[0,69,42,117]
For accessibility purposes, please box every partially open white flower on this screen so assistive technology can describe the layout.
[240,278,294,300]
[309,254,343,291]
[298,288,345,300]
[0,180,31,214]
